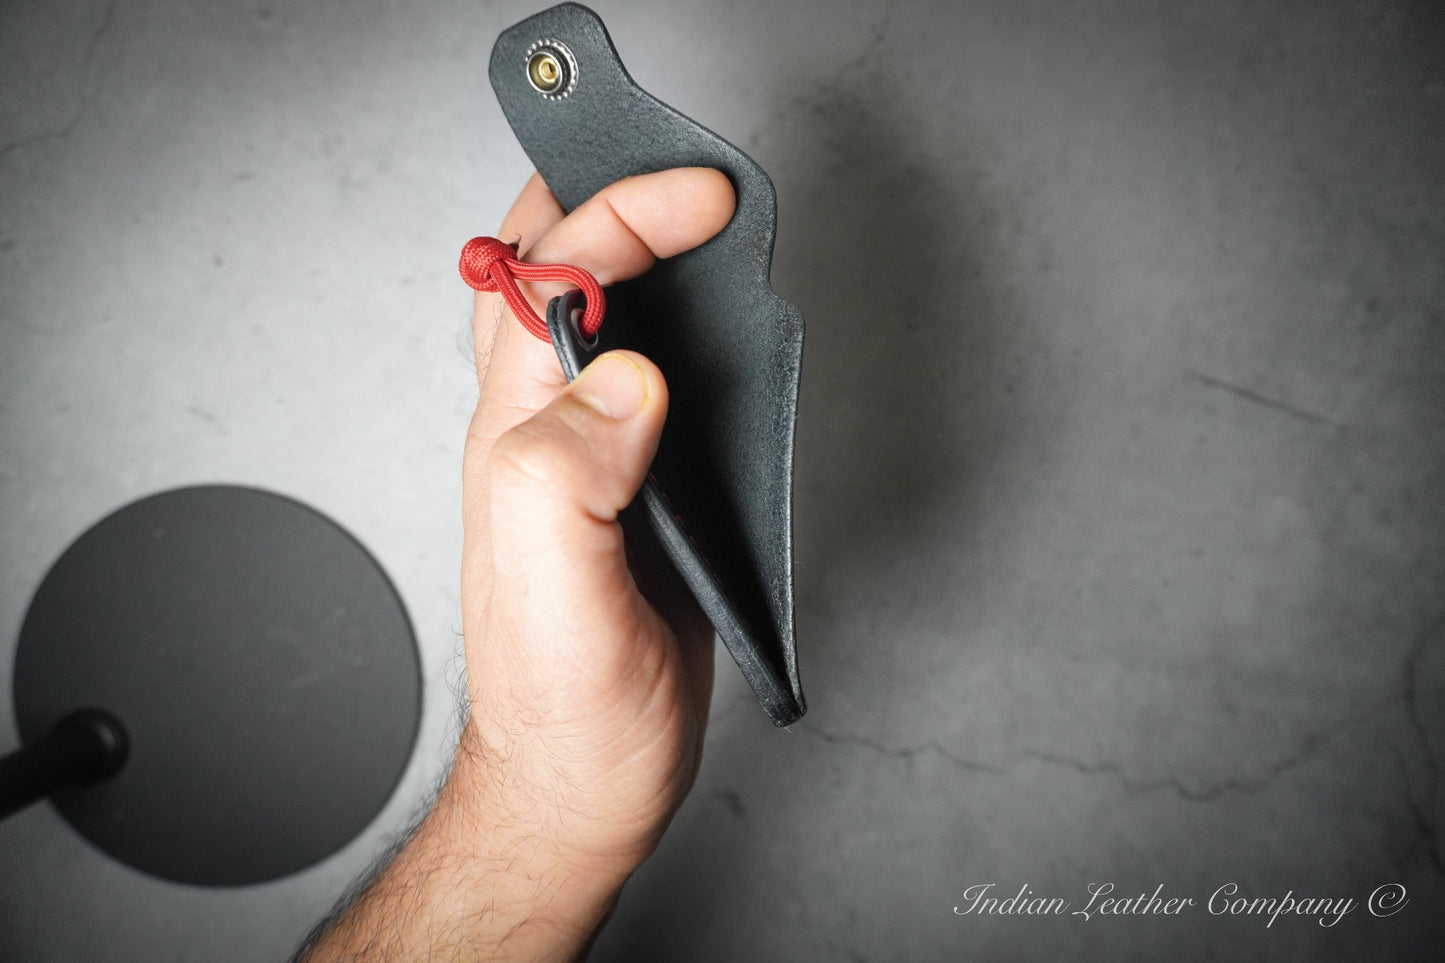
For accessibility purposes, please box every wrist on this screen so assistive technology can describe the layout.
[439,722,642,946]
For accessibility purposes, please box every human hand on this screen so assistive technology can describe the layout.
[299,167,736,962]
[456,166,736,864]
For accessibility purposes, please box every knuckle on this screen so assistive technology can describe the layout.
[487,414,589,496]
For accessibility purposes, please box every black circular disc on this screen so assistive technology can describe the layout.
[13,485,421,886]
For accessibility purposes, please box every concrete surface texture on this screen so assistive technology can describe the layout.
[2,0,1442,959]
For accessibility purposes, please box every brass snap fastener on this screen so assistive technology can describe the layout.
[525,39,577,99]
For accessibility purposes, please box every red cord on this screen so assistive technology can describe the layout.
[458,236,606,342]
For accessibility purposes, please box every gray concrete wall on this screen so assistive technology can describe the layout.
[2,0,1441,959]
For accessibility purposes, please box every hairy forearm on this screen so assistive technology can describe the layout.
[300,726,635,962]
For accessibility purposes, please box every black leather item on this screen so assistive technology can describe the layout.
[547,294,802,725]
[492,3,805,725]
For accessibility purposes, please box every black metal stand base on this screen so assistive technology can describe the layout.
[9,485,421,887]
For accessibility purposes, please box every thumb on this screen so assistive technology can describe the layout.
[484,350,670,679]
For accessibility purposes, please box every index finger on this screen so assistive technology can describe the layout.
[469,167,736,450]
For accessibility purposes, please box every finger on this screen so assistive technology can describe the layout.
[472,173,566,380]
[471,167,736,448]
[485,351,671,682]
[499,171,566,257]
[524,166,738,280]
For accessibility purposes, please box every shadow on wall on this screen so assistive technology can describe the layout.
[770,68,1030,687]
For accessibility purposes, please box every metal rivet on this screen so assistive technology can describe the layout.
[570,306,598,349]
[525,39,577,100]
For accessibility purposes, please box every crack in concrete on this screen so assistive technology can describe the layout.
[797,698,1392,804]
[1189,370,1343,429]
[834,0,898,83]
[796,607,1444,874]
[1392,745,1445,878]
[1401,615,1445,876]
[744,0,898,152]
[797,726,1008,775]
[0,0,117,157]
[1017,734,1331,802]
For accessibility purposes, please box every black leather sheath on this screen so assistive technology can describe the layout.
[492,4,805,725]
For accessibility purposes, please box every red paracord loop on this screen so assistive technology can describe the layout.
[458,236,606,343]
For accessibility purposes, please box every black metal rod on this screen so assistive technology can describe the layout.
[0,709,129,820]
